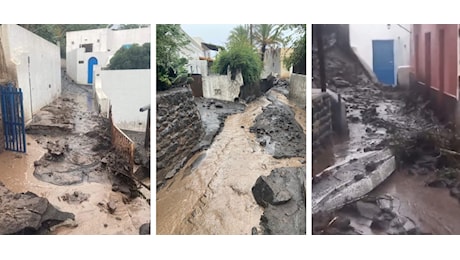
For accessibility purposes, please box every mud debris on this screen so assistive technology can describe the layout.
[59,191,90,204]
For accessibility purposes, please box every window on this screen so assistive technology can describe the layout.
[81,43,93,53]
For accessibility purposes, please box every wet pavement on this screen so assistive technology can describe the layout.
[156,89,305,235]
[0,71,150,234]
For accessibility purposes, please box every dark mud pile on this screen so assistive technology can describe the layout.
[250,93,306,159]
[250,88,306,235]
[28,74,140,197]
[252,167,306,235]
[0,182,74,234]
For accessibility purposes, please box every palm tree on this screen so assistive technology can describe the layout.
[253,24,286,62]
[227,25,251,48]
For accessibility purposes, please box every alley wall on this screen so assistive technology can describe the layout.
[96,69,150,132]
[0,24,61,123]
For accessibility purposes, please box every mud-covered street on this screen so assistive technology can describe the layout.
[0,71,150,235]
[312,28,460,235]
[156,85,306,235]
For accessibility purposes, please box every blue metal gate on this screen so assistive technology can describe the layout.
[1,84,26,153]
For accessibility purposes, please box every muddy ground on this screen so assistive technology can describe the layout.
[312,33,460,235]
[156,80,305,235]
[0,71,150,235]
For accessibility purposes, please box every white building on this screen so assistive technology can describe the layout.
[0,24,61,123]
[349,24,411,85]
[66,27,150,85]
[179,26,221,76]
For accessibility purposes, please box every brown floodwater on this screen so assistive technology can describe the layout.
[369,169,460,235]
[0,78,150,235]
[156,94,305,235]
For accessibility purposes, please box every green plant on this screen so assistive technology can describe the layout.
[284,24,306,74]
[108,43,150,70]
[212,43,263,85]
[156,24,190,91]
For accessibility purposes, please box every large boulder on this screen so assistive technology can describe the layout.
[252,167,306,235]
[0,182,75,234]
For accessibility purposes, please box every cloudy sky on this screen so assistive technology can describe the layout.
[181,24,241,47]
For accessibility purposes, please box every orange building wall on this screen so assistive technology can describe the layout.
[411,24,458,99]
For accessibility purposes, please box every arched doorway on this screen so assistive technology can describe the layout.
[87,57,98,84]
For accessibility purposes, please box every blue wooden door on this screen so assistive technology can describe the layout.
[87,57,98,84]
[1,84,26,153]
[372,40,395,85]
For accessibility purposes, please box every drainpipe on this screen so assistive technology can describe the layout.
[139,104,150,149]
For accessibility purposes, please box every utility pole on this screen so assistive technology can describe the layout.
[315,24,327,92]
[249,24,253,46]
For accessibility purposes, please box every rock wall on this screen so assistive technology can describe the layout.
[312,91,332,152]
[156,87,204,187]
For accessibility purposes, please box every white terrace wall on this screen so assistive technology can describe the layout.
[0,24,61,123]
[95,69,150,132]
[289,73,306,108]
[202,69,243,102]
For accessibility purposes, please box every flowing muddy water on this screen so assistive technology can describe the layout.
[0,75,150,235]
[314,96,460,234]
[156,93,305,235]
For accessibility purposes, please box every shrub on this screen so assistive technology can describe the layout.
[212,43,262,85]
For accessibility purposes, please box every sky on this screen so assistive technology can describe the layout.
[181,24,240,47]
[181,24,300,49]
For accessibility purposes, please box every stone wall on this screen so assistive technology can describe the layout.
[156,87,204,187]
[312,90,332,152]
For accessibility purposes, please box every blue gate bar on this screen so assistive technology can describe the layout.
[1,84,26,153]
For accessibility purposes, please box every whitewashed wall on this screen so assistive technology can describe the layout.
[202,70,242,102]
[349,24,411,73]
[66,27,150,85]
[1,24,61,123]
[96,69,151,132]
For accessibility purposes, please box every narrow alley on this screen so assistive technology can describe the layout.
[157,87,306,235]
[312,24,460,235]
[0,71,150,235]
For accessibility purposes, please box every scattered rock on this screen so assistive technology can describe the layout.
[354,173,364,181]
[365,162,377,172]
[355,201,381,219]
[60,191,90,204]
[107,201,117,214]
[139,223,150,235]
